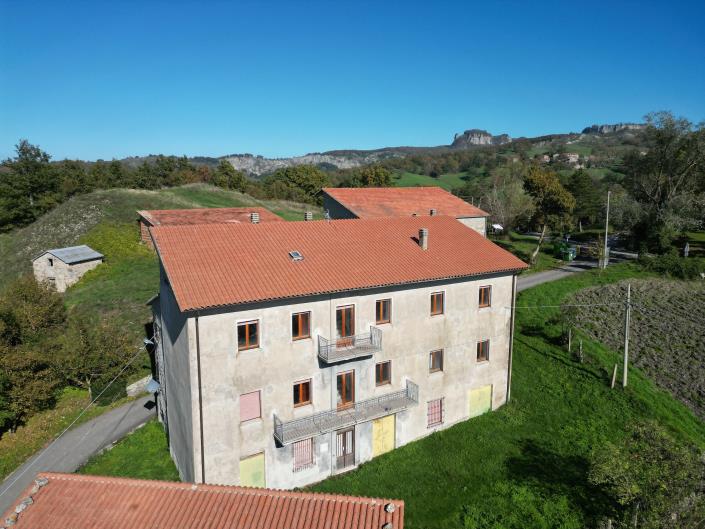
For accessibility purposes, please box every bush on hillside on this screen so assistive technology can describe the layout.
[638,251,705,280]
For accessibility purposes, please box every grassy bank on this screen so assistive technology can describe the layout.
[492,231,563,274]
[79,419,179,481]
[393,171,469,190]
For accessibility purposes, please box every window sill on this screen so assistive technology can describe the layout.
[240,417,263,426]
[294,402,312,409]
[238,345,261,353]
[476,359,490,364]
[429,369,444,375]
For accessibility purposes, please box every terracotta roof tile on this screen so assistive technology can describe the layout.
[137,207,283,226]
[2,473,403,529]
[150,216,527,312]
[323,186,488,218]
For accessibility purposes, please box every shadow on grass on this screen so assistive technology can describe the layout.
[505,439,616,524]
[515,336,606,383]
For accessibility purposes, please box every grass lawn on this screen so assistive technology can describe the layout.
[79,419,179,481]
[309,263,705,528]
[0,388,134,480]
[393,171,469,191]
[492,232,563,274]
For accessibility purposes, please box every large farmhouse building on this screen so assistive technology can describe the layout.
[32,245,103,292]
[322,187,489,236]
[149,215,526,489]
[137,207,284,246]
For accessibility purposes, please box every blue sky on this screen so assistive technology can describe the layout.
[1,0,704,160]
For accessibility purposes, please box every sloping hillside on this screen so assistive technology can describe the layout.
[0,184,321,287]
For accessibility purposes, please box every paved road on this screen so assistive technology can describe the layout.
[517,259,598,292]
[0,395,155,515]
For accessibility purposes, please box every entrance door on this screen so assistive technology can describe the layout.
[372,414,395,457]
[336,370,355,410]
[336,427,355,469]
[239,452,265,488]
[468,385,493,418]
[336,305,355,347]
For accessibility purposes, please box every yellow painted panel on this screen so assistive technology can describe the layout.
[468,385,492,418]
[239,452,265,488]
[372,414,395,457]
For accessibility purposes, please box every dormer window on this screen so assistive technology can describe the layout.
[289,251,303,261]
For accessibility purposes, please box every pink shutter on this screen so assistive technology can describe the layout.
[240,390,261,422]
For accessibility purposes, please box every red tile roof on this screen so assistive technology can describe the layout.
[150,215,527,312]
[323,187,489,218]
[137,207,283,226]
[3,473,403,529]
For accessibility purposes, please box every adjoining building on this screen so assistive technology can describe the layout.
[137,207,284,246]
[2,472,404,529]
[149,215,527,489]
[322,187,489,236]
[32,245,103,292]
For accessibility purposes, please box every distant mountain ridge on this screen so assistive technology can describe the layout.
[113,122,645,176]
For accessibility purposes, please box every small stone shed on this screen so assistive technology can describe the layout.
[32,245,104,292]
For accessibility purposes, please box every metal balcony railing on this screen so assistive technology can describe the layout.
[273,380,419,445]
[317,326,382,363]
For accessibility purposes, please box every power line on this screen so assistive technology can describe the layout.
[0,336,153,501]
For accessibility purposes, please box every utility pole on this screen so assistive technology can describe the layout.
[622,283,631,388]
[603,190,611,269]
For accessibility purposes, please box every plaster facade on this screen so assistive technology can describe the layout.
[154,269,517,488]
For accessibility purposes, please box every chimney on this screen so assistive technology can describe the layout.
[418,228,428,250]
[250,212,260,224]
[430,208,437,216]
[304,211,313,221]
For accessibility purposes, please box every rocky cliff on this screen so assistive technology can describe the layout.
[582,123,646,135]
[224,151,401,176]
[451,129,512,148]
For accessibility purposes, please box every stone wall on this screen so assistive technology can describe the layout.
[32,254,102,292]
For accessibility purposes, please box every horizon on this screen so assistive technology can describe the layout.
[1,0,704,161]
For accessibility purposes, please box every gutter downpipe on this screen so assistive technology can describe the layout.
[195,313,206,484]
[506,273,518,403]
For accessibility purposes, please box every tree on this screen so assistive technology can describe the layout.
[0,140,57,231]
[56,317,134,394]
[349,164,393,187]
[623,112,705,251]
[523,166,576,263]
[266,165,329,203]
[482,164,534,233]
[565,170,604,229]
[212,160,247,191]
[589,421,705,528]
[0,276,66,344]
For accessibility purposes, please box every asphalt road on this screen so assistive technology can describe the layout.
[0,395,155,515]
[517,259,597,292]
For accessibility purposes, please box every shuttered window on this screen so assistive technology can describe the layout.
[240,390,261,422]
[376,299,391,324]
[293,438,314,472]
[427,398,443,428]
[430,292,444,315]
[429,349,443,373]
[477,339,490,362]
[479,286,492,308]
[293,380,311,407]
[291,312,311,340]
[375,361,391,386]
[237,320,259,351]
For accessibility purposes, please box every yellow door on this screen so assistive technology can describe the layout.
[468,385,492,418]
[372,414,395,457]
[239,452,265,488]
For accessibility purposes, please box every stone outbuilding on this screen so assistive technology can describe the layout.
[32,245,103,292]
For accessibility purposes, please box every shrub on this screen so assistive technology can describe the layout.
[638,251,705,280]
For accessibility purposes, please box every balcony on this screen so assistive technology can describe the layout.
[273,380,419,445]
[317,326,382,363]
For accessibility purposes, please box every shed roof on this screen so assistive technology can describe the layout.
[323,187,489,218]
[36,245,103,265]
[137,207,283,226]
[2,473,404,529]
[150,215,527,312]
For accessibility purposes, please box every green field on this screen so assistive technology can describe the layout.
[78,263,705,528]
[492,232,562,274]
[393,171,469,191]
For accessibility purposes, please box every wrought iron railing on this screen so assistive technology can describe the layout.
[317,326,382,363]
[273,380,419,445]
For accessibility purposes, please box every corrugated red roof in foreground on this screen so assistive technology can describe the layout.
[151,215,527,312]
[3,473,403,529]
[138,207,283,226]
[323,186,489,218]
